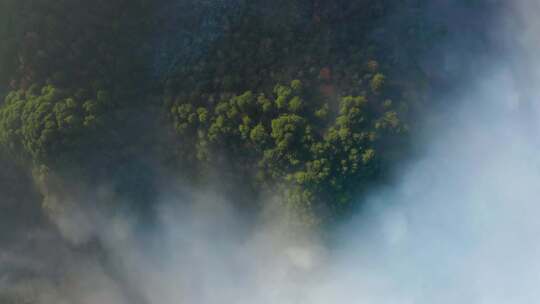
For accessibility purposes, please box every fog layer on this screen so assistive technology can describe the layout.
[3,1,540,303]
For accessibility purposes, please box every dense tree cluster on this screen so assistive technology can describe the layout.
[1,86,107,166]
[171,74,407,223]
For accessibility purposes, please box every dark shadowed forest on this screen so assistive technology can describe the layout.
[0,1,518,303]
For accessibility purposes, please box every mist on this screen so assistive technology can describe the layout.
[3,0,540,303]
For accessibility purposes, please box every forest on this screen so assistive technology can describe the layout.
[0,0,503,303]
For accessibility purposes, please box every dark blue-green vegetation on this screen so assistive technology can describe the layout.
[0,0,495,227]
